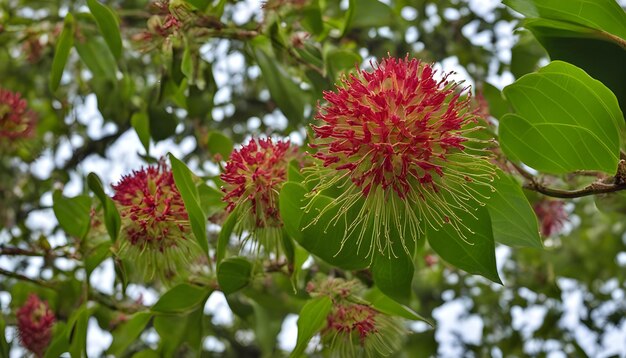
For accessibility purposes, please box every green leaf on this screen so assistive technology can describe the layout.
[217,209,237,264]
[74,36,117,81]
[153,306,204,356]
[0,316,9,358]
[481,82,510,120]
[325,49,361,80]
[52,191,91,239]
[253,41,306,123]
[152,283,212,314]
[87,172,121,242]
[348,0,393,29]
[207,130,234,159]
[372,249,414,304]
[427,205,501,284]
[131,350,161,358]
[85,241,112,276]
[44,322,70,358]
[169,153,209,255]
[298,195,371,270]
[131,112,151,155]
[301,5,324,35]
[510,29,547,79]
[185,0,211,11]
[198,183,226,217]
[181,41,195,84]
[503,0,626,39]
[483,170,542,248]
[148,105,178,142]
[50,13,74,92]
[279,182,308,241]
[68,304,89,358]
[364,287,433,326]
[501,61,623,174]
[107,312,152,356]
[217,256,252,294]
[86,0,122,59]
[290,296,332,358]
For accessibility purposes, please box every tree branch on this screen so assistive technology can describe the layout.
[0,267,55,288]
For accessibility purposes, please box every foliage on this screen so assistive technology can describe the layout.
[0,0,625,356]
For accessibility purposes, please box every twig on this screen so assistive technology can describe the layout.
[0,267,55,288]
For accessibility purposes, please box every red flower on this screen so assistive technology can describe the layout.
[112,160,202,281]
[16,294,55,358]
[308,56,495,259]
[0,88,36,146]
[221,137,297,255]
[533,199,568,237]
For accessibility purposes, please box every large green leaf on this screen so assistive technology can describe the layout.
[131,112,151,155]
[217,257,252,295]
[153,306,204,356]
[151,283,212,314]
[216,209,237,264]
[74,36,117,81]
[253,40,306,123]
[107,312,152,356]
[290,296,332,358]
[86,0,122,59]
[484,170,542,248]
[52,191,91,239]
[169,154,209,255]
[279,182,308,241]
[500,61,623,174]
[348,0,394,29]
[68,304,89,358]
[87,172,121,242]
[427,205,501,284]
[50,13,74,92]
[364,287,432,326]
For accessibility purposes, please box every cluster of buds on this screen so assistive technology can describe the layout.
[307,278,405,357]
[16,294,55,357]
[533,199,568,237]
[221,138,298,257]
[0,88,37,154]
[306,55,496,260]
[133,0,194,49]
[112,160,203,282]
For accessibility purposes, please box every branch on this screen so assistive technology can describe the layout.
[0,267,55,288]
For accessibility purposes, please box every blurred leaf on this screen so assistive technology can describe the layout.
[181,41,195,84]
[87,172,121,242]
[52,191,91,239]
[85,241,112,276]
[481,82,509,119]
[0,316,8,358]
[510,30,547,78]
[154,306,204,355]
[74,36,117,81]
[68,304,89,358]
[86,0,122,59]
[501,61,623,174]
[197,183,226,217]
[427,205,501,284]
[107,312,152,356]
[348,0,393,29]
[44,322,70,358]
[131,350,161,358]
[148,105,178,142]
[364,287,433,326]
[50,13,74,92]
[169,153,209,255]
[217,256,252,294]
[207,131,234,159]
[325,49,361,80]
[290,296,332,358]
[217,209,237,264]
[301,5,324,35]
[253,40,306,123]
[131,112,151,155]
[152,283,212,314]
[185,0,211,11]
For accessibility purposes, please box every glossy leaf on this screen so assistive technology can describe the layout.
[151,283,212,314]
[279,182,308,241]
[169,153,209,255]
[108,312,152,356]
[364,287,433,326]
[50,13,74,92]
[52,191,91,239]
[290,296,332,358]
[501,61,623,174]
[86,0,122,59]
[427,205,501,284]
[217,257,252,295]
[87,172,121,242]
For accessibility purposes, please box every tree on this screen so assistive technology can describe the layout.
[1,0,625,356]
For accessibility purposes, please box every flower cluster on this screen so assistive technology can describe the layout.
[221,138,297,256]
[307,55,495,260]
[533,199,568,237]
[0,88,37,153]
[112,160,202,281]
[308,278,405,357]
[16,294,55,357]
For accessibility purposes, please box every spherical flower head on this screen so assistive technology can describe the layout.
[0,88,37,153]
[16,294,55,357]
[221,137,297,256]
[112,160,202,282]
[307,56,496,260]
[533,199,568,237]
[308,278,405,357]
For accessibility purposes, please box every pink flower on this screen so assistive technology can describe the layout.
[308,56,495,259]
[221,138,297,255]
[112,160,202,281]
[533,199,568,237]
[16,294,55,358]
[0,88,36,147]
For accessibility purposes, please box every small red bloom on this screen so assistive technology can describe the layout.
[533,199,568,237]
[113,160,201,281]
[16,294,55,358]
[0,88,37,146]
[221,137,297,255]
[308,56,495,259]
